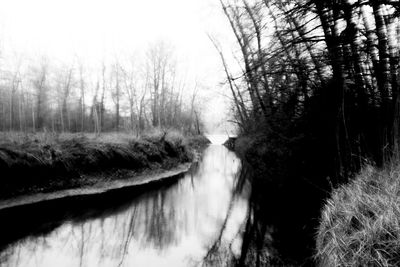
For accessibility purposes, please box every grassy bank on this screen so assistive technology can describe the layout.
[0,131,210,200]
[316,164,400,266]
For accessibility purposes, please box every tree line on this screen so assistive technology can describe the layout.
[0,41,203,135]
[217,0,400,179]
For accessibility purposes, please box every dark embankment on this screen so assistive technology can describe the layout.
[316,165,400,266]
[226,132,332,266]
[0,132,210,200]
[222,136,236,150]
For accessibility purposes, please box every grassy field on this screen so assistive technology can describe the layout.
[0,130,210,200]
[316,164,400,266]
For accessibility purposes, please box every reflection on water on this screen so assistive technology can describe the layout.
[0,144,250,267]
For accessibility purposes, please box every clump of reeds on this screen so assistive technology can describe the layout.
[316,165,400,266]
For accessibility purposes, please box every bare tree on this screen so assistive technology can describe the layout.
[32,61,49,131]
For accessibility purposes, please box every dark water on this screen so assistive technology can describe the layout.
[0,142,250,267]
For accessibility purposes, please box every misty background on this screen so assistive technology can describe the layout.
[0,0,238,134]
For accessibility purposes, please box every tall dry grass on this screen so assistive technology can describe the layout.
[316,164,400,266]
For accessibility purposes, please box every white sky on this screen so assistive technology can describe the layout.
[0,0,237,133]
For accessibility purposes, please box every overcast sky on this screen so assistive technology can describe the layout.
[0,0,237,134]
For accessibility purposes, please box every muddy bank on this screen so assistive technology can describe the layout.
[0,133,210,201]
[0,163,191,210]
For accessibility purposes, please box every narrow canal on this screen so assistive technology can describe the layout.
[0,137,250,267]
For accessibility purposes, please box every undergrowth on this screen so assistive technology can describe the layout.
[316,164,400,266]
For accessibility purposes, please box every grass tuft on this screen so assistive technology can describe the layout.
[316,164,400,267]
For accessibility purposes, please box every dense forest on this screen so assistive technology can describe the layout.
[0,42,203,135]
[214,0,400,265]
[218,0,400,178]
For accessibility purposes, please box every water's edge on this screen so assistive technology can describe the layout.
[0,162,191,211]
